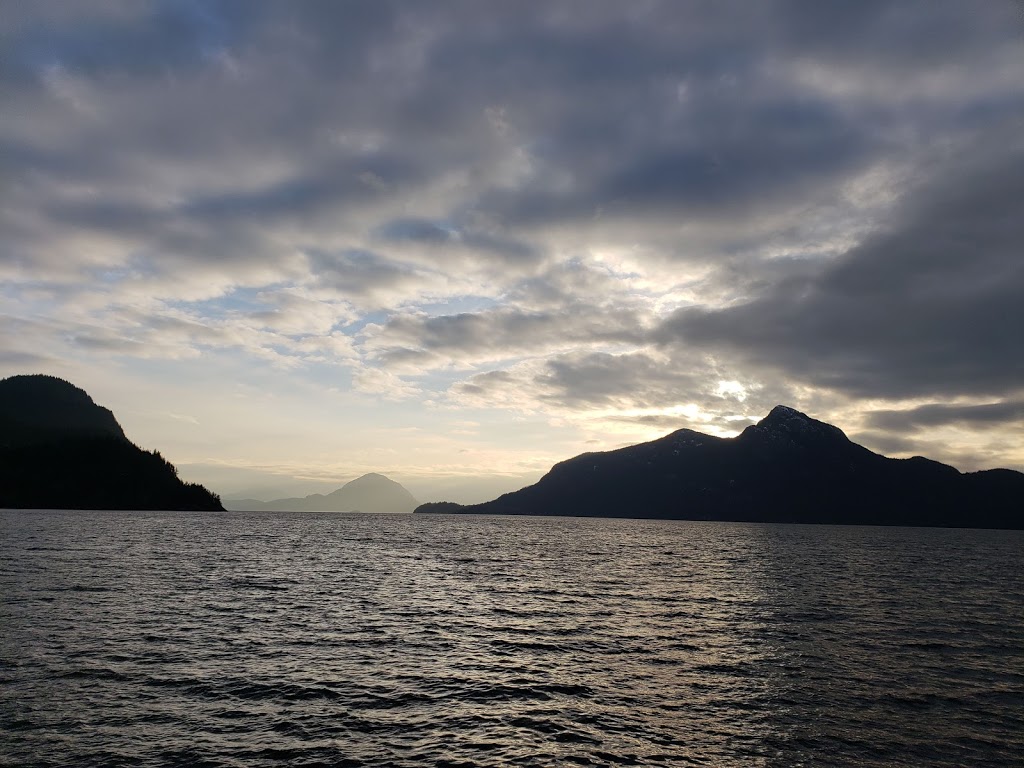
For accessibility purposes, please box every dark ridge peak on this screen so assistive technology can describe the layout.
[744,404,849,444]
[764,404,810,421]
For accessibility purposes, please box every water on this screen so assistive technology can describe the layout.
[2,510,1022,767]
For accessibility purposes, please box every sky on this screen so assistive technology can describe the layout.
[2,1,1023,504]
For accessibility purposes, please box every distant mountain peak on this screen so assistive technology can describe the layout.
[226,472,418,513]
[346,472,391,484]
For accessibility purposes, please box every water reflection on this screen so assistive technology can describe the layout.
[746,524,1024,767]
[1,510,1022,767]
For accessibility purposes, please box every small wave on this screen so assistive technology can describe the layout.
[224,578,296,591]
[58,667,134,683]
[489,639,565,652]
[4,509,1022,768]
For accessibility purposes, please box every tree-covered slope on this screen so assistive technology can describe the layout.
[0,375,222,511]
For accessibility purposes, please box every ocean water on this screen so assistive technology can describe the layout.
[1,510,1022,767]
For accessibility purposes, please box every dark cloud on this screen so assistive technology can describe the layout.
[867,401,1024,432]
[6,0,1018,286]
[43,197,165,237]
[308,249,419,300]
[374,217,538,263]
[610,413,758,434]
[370,305,647,370]
[537,351,704,409]
[506,260,639,311]
[452,369,514,397]
[403,0,1020,236]
[446,345,810,432]
[0,1,250,83]
[599,98,866,209]
[847,431,922,458]
[70,332,147,354]
[376,218,452,245]
[477,92,878,231]
[182,156,418,222]
[529,348,800,417]
[770,0,1020,67]
[659,134,1024,399]
[0,349,53,367]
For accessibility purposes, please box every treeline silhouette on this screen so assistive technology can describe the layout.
[1,375,222,511]
[0,437,222,510]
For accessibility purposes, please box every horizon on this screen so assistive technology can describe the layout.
[3,2,1023,503]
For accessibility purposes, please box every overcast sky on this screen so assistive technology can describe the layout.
[3,1,1023,502]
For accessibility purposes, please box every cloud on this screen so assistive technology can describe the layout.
[307,249,424,304]
[0,348,54,368]
[658,132,1024,400]
[866,401,1024,432]
[536,351,705,410]
[350,365,419,400]
[448,347,794,428]
[365,303,648,373]
[846,431,922,458]
[374,216,538,264]
[7,1,1018,309]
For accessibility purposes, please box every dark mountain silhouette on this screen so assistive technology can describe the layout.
[416,405,1024,529]
[0,373,127,444]
[0,374,223,511]
[226,473,417,513]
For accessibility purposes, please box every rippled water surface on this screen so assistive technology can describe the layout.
[2,509,1023,767]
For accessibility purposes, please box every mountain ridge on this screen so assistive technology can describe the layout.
[416,405,1024,529]
[225,472,418,513]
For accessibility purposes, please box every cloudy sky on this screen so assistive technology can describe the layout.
[3,1,1023,503]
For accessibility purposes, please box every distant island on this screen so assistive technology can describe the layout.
[0,375,223,511]
[416,405,1024,529]
[225,473,418,513]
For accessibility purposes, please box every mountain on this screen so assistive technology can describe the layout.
[0,374,223,511]
[225,473,418,513]
[0,373,127,444]
[416,405,1024,529]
